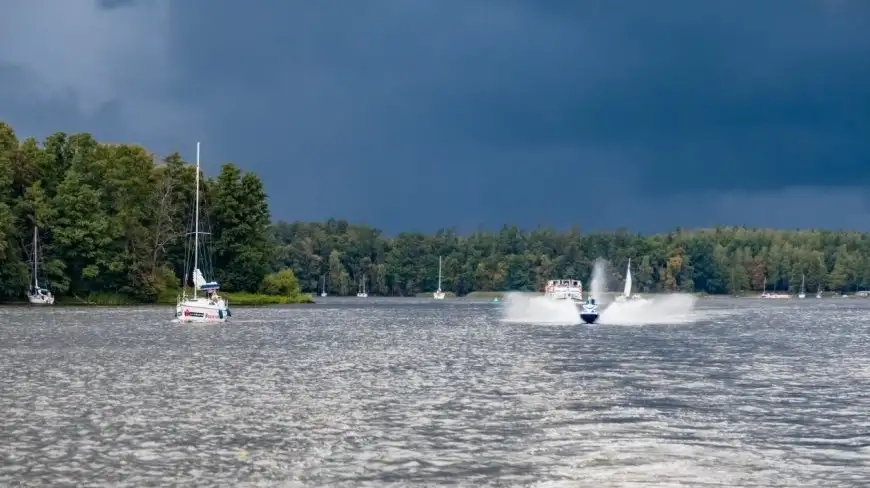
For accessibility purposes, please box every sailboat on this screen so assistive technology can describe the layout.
[433,256,445,300]
[816,285,823,299]
[175,142,231,323]
[615,258,633,302]
[26,226,54,305]
[320,275,328,297]
[798,274,806,299]
[760,276,789,299]
[357,275,368,298]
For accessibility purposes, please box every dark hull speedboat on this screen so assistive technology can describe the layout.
[579,301,599,324]
[580,311,599,324]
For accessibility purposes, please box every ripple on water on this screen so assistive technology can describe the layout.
[0,298,868,486]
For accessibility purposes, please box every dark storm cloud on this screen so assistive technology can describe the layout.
[1,0,869,231]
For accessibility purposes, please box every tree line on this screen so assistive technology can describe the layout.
[0,122,273,303]
[274,221,870,296]
[2,121,869,301]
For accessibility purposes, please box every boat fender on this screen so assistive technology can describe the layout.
[218,309,224,319]
[226,308,232,317]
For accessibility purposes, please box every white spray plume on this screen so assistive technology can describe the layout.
[498,257,702,327]
[499,292,579,325]
[590,258,608,303]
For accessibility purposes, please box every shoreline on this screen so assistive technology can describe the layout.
[1,292,316,307]
[2,291,856,306]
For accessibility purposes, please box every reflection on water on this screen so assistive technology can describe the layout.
[1,298,868,487]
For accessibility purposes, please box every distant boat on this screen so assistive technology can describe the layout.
[175,142,230,323]
[615,259,631,302]
[26,226,54,305]
[760,276,790,299]
[615,258,644,302]
[798,274,806,299]
[545,279,583,301]
[816,285,823,299]
[320,275,328,298]
[357,275,368,298]
[433,256,445,300]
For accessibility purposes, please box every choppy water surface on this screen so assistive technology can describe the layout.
[1,297,869,487]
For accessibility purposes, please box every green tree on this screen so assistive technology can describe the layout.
[260,269,302,297]
[211,164,271,292]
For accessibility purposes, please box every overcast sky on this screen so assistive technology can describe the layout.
[1,0,868,233]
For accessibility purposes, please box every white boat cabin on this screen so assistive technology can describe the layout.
[544,279,583,301]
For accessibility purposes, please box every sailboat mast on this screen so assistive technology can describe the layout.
[32,226,38,289]
[438,256,442,289]
[193,142,201,299]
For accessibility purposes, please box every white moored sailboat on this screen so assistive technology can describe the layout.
[175,142,231,323]
[798,274,806,299]
[760,276,790,299]
[357,275,368,298]
[433,256,445,300]
[320,275,328,297]
[26,226,54,305]
[615,258,637,302]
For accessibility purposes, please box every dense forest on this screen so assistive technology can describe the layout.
[0,122,276,303]
[274,220,870,296]
[2,122,870,302]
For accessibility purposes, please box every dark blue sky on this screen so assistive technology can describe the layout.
[1,0,869,232]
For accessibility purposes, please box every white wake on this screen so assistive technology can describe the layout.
[599,293,699,325]
[499,256,703,326]
[499,292,580,325]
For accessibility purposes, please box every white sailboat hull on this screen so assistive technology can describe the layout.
[176,297,229,323]
[28,226,54,306]
[433,256,445,300]
[27,293,54,305]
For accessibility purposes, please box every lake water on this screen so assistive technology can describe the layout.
[1,297,868,487]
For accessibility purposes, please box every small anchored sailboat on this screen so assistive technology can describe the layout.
[433,256,445,300]
[320,275,328,297]
[357,275,368,298]
[760,276,790,299]
[175,142,231,323]
[26,226,54,305]
[798,274,806,299]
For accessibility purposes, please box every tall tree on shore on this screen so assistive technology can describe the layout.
[211,163,271,292]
